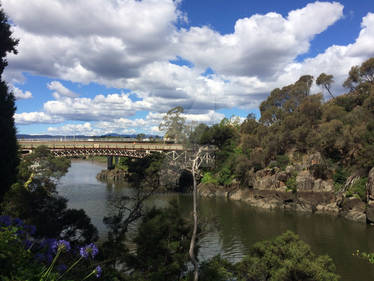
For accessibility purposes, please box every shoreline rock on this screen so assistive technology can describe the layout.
[97,168,128,182]
[198,182,369,223]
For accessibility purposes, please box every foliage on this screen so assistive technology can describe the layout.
[0,216,102,281]
[159,106,186,143]
[316,73,335,98]
[333,167,349,191]
[128,203,194,281]
[286,175,297,193]
[346,177,368,201]
[0,5,19,204]
[2,147,97,245]
[269,154,289,170]
[201,172,218,184]
[186,58,374,188]
[188,123,209,145]
[235,231,339,281]
[126,152,165,188]
[197,255,236,281]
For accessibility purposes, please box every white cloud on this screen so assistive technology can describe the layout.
[12,86,32,99]
[47,122,100,136]
[15,112,63,124]
[277,12,374,98]
[4,1,374,132]
[3,0,180,83]
[177,2,344,77]
[47,81,78,98]
[43,110,227,136]
[43,92,149,121]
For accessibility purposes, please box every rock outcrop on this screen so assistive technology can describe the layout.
[97,168,127,182]
[198,152,372,224]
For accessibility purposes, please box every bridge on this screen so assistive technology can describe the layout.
[19,140,216,170]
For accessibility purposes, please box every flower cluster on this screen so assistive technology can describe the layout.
[1,216,103,279]
[95,266,102,278]
[80,243,99,259]
[0,215,36,236]
[52,239,71,253]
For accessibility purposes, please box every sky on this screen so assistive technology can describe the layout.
[2,0,374,136]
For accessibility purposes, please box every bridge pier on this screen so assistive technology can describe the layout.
[115,156,119,167]
[107,156,114,170]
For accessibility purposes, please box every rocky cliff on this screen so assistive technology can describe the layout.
[199,152,374,224]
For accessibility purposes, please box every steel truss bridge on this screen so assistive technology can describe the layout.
[19,140,216,170]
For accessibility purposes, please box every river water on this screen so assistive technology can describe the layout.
[57,160,374,281]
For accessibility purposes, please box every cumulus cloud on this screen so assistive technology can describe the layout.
[177,2,344,77]
[43,92,150,121]
[15,112,63,124]
[2,0,180,83]
[47,81,78,98]
[4,1,374,133]
[12,86,32,99]
[47,123,100,136]
[277,12,374,98]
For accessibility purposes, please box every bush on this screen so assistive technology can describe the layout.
[201,172,218,185]
[286,174,297,193]
[333,167,349,191]
[236,231,340,281]
[346,177,368,201]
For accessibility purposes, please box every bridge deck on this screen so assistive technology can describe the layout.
[19,140,185,151]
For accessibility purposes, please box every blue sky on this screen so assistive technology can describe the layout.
[2,0,374,135]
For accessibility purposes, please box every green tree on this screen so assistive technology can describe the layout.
[2,147,98,244]
[343,66,360,91]
[126,202,195,281]
[0,4,19,204]
[343,58,374,90]
[189,123,209,145]
[236,231,339,281]
[136,133,145,141]
[316,73,335,99]
[159,106,186,143]
[259,76,313,125]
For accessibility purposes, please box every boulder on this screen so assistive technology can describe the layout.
[367,167,374,201]
[366,203,374,224]
[341,197,366,223]
[313,178,334,192]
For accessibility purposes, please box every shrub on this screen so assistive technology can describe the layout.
[201,172,218,184]
[286,174,297,193]
[346,177,368,201]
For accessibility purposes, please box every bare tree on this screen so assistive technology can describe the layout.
[189,147,204,281]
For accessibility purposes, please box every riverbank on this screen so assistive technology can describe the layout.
[199,183,370,222]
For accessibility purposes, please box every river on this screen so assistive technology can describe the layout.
[57,160,374,281]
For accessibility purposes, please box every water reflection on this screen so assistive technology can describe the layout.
[57,160,374,281]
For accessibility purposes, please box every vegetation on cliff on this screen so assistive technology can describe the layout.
[191,58,374,205]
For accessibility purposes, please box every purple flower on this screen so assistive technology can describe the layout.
[80,243,99,259]
[0,215,12,227]
[12,218,24,226]
[94,265,102,278]
[56,240,71,252]
[25,224,36,235]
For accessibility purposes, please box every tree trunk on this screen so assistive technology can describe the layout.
[189,150,200,281]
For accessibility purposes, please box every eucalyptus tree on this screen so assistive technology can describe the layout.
[159,106,186,143]
[316,73,335,99]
